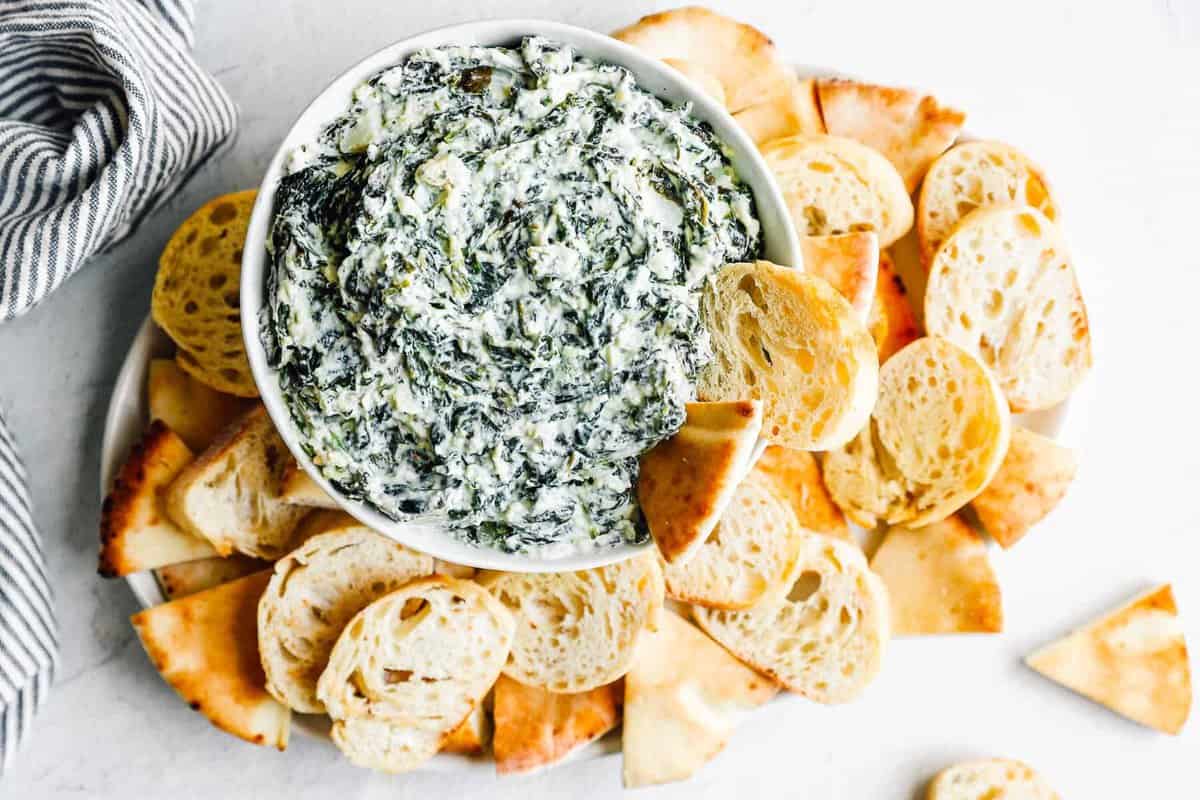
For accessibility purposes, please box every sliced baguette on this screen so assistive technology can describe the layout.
[147,358,253,451]
[798,232,879,321]
[762,134,913,247]
[924,205,1092,412]
[330,718,443,773]
[165,405,310,559]
[481,552,663,693]
[927,759,1060,800]
[155,554,265,600]
[733,74,824,147]
[493,675,622,775]
[972,427,1077,548]
[279,460,338,509]
[822,337,1011,528]
[698,260,878,451]
[867,250,921,362]
[694,534,889,703]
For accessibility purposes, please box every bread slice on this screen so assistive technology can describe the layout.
[927,759,1060,800]
[867,250,921,362]
[622,611,776,788]
[754,446,851,543]
[1025,584,1191,735]
[733,74,825,147]
[258,512,434,713]
[155,554,265,600]
[925,206,1092,411]
[817,79,965,192]
[493,675,622,775]
[972,427,1077,548]
[441,702,490,756]
[637,400,763,564]
[694,534,889,703]
[869,516,1002,635]
[433,559,478,579]
[165,405,310,559]
[798,232,879,321]
[918,141,1058,268]
[698,260,878,450]
[317,575,514,728]
[330,718,443,773]
[481,552,664,693]
[130,570,289,749]
[99,421,216,577]
[278,460,338,509]
[661,58,726,106]
[762,134,913,247]
[147,358,253,451]
[822,336,1011,528]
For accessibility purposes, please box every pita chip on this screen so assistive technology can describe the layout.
[733,75,825,147]
[131,570,290,748]
[869,516,1003,635]
[441,703,490,756]
[1026,584,1191,734]
[662,58,726,106]
[799,232,880,321]
[279,460,339,509]
[638,400,763,564]
[493,676,621,775]
[753,445,852,544]
[156,554,266,600]
[972,427,1077,548]
[147,358,253,452]
[867,251,921,362]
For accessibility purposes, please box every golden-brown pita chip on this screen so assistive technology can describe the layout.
[867,251,921,362]
[441,703,490,756]
[638,400,763,564]
[493,675,621,775]
[870,516,1003,635]
[753,446,851,544]
[1026,584,1191,734]
[98,421,216,577]
[155,554,266,600]
[799,232,879,321]
[661,58,726,106]
[817,79,965,192]
[972,428,1077,548]
[623,611,777,788]
[733,75,824,147]
[131,570,290,748]
[147,358,253,452]
[279,460,339,509]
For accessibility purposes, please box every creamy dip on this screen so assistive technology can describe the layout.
[262,36,761,555]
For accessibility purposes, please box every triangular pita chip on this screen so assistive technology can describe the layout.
[493,676,621,775]
[131,570,290,748]
[623,611,777,787]
[817,79,965,192]
[1026,584,1191,734]
[441,703,490,756]
[733,74,825,147]
[753,445,851,544]
[638,400,763,564]
[147,358,253,452]
[662,58,726,106]
[972,427,1076,548]
[279,460,339,509]
[99,421,216,577]
[867,251,921,362]
[799,232,880,321]
[155,554,266,600]
[869,516,1003,635]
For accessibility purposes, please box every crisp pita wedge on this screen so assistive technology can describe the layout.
[753,445,851,544]
[131,570,290,748]
[1026,584,1191,734]
[279,460,338,509]
[661,58,726,106]
[869,516,1003,635]
[98,421,216,577]
[441,703,490,756]
[638,400,763,564]
[817,79,965,192]
[972,428,1077,548]
[733,74,825,147]
[155,554,266,600]
[493,675,622,775]
[799,232,879,321]
[867,251,921,362]
[623,611,777,788]
[147,358,253,452]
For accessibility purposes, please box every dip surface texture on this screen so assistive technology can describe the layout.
[263,37,762,555]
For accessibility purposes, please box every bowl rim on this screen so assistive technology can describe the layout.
[239,17,802,572]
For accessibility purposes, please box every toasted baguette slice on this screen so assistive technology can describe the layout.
[799,232,879,320]
[481,552,664,693]
[754,446,852,543]
[441,703,490,756]
[130,571,289,748]
[622,611,777,788]
[638,400,763,564]
[867,250,921,362]
[318,575,514,728]
[927,206,1091,411]
[661,58,726,106]
[822,337,1011,528]
[763,134,913,247]
[698,261,878,450]
[165,405,310,559]
[869,516,1002,635]
[927,759,1060,800]
[972,427,1077,548]
[279,460,338,509]
[147,359,253,451]
[694,534,889,703]
[493,675,622,775]
[918,141,1058,267]
[258,512,434,713]
[733,74,824,147]
[330,718,443,773]
[99,421,216,577]
[817,79,965,192]
[1025,584,1191,735]
[155,554,265,600]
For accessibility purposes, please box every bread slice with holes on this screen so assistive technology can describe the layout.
[330,718,443,773]
[493,675,622,775]
[279,460,338,509]
[972,427,1077,548]
[924,205,1092,412]
[799,232,879,321]
[694,534,889,703]
[762,135,913,247]
[147,359,253,452]
[481,552,664,693]
[165,405,310,559]
[927,759,1060,800]
[918,141,1058,268]
[698,261,878,451]
[867,250,921,362]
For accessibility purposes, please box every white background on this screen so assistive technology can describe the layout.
[2,0,1198,797]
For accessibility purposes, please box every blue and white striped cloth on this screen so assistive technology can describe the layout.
[0,0,236,770]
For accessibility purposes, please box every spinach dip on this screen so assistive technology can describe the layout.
[262,37,762,556]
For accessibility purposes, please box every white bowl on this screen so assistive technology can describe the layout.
[239,18,802,572]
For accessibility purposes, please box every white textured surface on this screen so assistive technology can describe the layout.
[0,1,1197,797]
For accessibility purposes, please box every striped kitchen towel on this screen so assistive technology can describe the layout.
[0,0,237,770]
